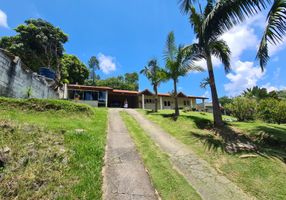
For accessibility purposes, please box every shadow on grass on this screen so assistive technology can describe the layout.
[145,110,286,163]
[194,124,286,163]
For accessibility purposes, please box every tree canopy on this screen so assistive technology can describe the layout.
[0,19,68,72]
[60,54,89,85]
[94,72,139,91]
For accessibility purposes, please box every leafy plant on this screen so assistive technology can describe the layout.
[61,54,89,84]
[25,87,32,98]
[225,97,257,121]
[257,98,286,124]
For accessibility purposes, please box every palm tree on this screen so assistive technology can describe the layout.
[88,56,100,85]
[179,0,286,70]
[182,1,232,127]
[164,31,203,117]
[140,59,165,112]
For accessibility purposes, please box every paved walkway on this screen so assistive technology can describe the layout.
[126,109,254,200]
[103,109,157,200]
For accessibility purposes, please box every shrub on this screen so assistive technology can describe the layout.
[225,97,256,121]
[258,98,286,124]
[0,97,93,114]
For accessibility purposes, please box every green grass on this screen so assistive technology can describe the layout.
[120,111,201,200]
[138,109,286,200]
[0,98,107,199]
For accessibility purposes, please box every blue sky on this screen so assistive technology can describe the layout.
[0,0,285,101]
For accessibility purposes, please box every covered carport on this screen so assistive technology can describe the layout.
[108,89,139,108]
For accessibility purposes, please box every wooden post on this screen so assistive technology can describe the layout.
[142,94,145,109]
[105,91,108,108]
[160,96,163,110]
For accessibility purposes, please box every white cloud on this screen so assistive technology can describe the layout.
[224,61,265,96]
[262,83,286,92]
[194,56,221,70]
[0,9,8,28]
[222,14,270,96]
[97,53,116,74]
[221,23,259,60]
[268,37,286,56]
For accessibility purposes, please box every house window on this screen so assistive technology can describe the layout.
[184,100,190,106]
[145,99,153,104]
[164,101,171,106]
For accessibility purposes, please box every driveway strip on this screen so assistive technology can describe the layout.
[103,109,157,200]
[126,109,254,200]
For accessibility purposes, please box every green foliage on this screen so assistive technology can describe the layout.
[0,97,92,113]
[163,31,203,116]
[225,97,257,121]
[88,56,100,85]
[60,54,89,84]
[95,72,139,91]
[0,19,68,73]
[219,96,233,107]
[25,87,32,98]
[242,86,278,100]
[277,90,286,100]
[257,98,286,124]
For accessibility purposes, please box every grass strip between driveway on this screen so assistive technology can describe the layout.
[120,111,201,200]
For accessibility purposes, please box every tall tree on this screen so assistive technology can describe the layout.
[182,1,232,127]
[0,19,68,83]
[180,0,286,70]
[140,59,165,112]
[164,32,203,117]
[61,54,89,84]
[88,56,100,85]
[125,72,139,91]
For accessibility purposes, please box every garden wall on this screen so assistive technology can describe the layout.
[0,49,60,99]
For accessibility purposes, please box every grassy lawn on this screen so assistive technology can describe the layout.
[138,109,286,200]
[0,98,107,199]
[120,111,201,200]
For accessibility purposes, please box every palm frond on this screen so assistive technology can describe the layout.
[209,39,231,73]
[178,0,198,13]
[164,31,178,62]
[189,6,203,40]
[203,0,270,40]
[257,0,286,70]
[256,36,269,71]
[183,43,205,61]
[204,0,215,17]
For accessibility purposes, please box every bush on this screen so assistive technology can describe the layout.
[225,97,257,121]
[0,97,93,113]
[258,98,286,124]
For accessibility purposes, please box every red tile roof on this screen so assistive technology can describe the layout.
[67,84,208,99]
[112,89,139,95]
[68,84,113,91]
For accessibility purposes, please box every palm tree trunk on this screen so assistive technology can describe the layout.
[154,85,158,112]
[173,79,179,116]
[206,54,224,127]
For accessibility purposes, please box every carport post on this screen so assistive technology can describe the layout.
[105,91,108,107]
[142,94,145,109]
[160,96,163,110]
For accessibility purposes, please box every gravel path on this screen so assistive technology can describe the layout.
[126,109,254,200]
[103,109,157,200]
